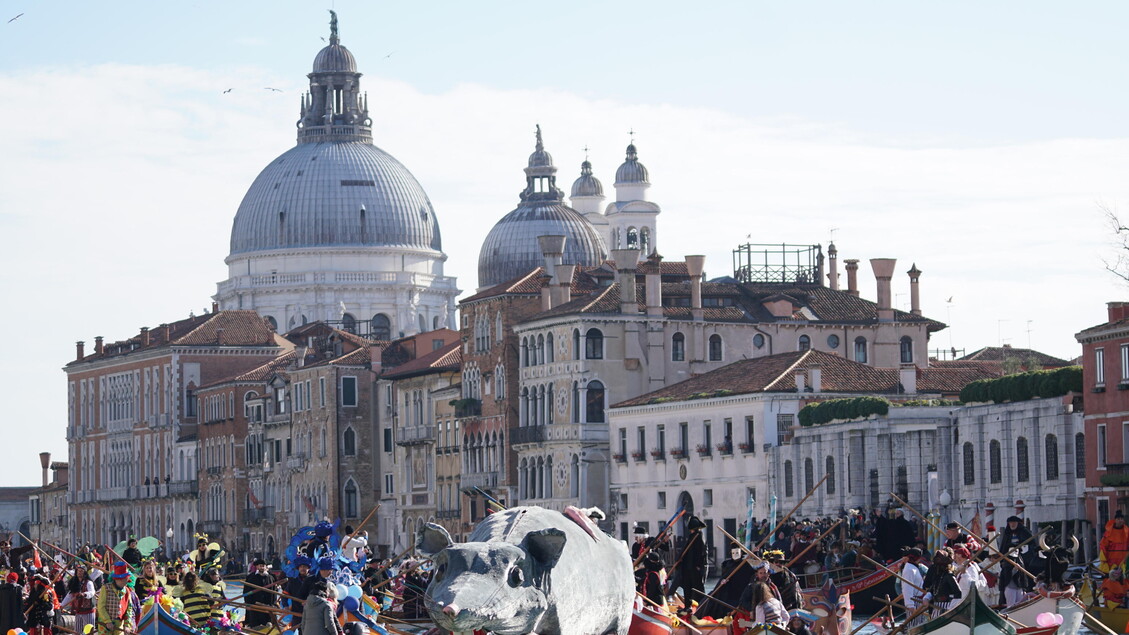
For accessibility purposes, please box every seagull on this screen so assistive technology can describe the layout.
[8,13,23,23]
[264,87,282,92]
[223,88,233,94]
[385,52,394,58]
[946,296,954,303]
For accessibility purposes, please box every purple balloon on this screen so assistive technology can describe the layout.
[342,596,359,612]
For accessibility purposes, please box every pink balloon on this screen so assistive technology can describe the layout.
[1054,614,1064,626]
[1036,613,1057,628]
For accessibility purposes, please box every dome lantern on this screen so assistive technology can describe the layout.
[298,10,370,143]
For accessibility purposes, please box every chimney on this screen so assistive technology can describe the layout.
[645,253,664,317]
[685,255,706,321]
[140,327,151,347]
[844,259,860,296]
[39,452,51,487]
[296,346,308,368]
[794,370,806,393]
[538,235,566,286]
[216,328,225,346]
[827,243,840,290]
[900,364,917,395]
[612,249,641,315]
[94,336,104,355]
[907,263,922,316]
[870,258,897,321]
[212,302,219,314]
[539,274,554,312]
[809,366,822,393]
[554,264,576,306]
[161,323,171,342]
[1109,302,1129,323]
[75,341,85,360]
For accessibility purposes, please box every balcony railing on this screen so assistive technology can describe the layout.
[245,506,276,523]
[200,520,223,536]
[206,466,223,476]
[167,480,199,496]
[462,472,498,489]
[512,425,547,445]
[396,425,436,446]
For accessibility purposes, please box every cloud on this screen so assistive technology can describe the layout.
[1,62,1125,466]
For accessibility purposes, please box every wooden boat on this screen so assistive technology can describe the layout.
[832,566,899,615]
[908,587,1058,635]
[137,603,208,635]
[1087,603,1129,634]
[1001,595,1084,635]
[629,605,675,635]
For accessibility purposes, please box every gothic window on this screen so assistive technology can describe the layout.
[343,480,358,518]
[1017,437,1029,482]
[546,333,554,363]
[586,381,606,423]
[570,455,580,497]
[784,460,794,497]
[572,382,579,423]
[989,440,1001,483]
[573,329,581,360]
[1046,434,1059,480]
[521,337,529,367]
[854,337,868,363]
[963,442,975,485]
[826,456,836,495]
[343,427,356,456]
[536,334,545,365]
[709,334,723,361]
[798,335,811,352]
[585,329,604,360]
[672,333,685,362]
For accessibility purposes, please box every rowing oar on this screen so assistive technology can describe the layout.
[342,503,381,551]
[1070,596,1122,635]
[858,555,924,594]
[711,527,768,598]
[883,601,934,635]
[241,578,304,603]
[219,597,296,616]
[667,531,702,574]
[633,508,686,568]
[636,591,703,635]
[848,594,904,635]
[32,537,109,573]
[753,472,830,554]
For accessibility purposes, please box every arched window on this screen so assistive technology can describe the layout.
[570,454,580,498]
[546,384,554,424]
[640,227,651,254]
[546,333,554,363]
[573,329,581,360]
[520,387,529,426]
[343,480,358,518]
[826,456,836,495]
[627,227,639,248]
[989,440,1001,483]
[1076,432,1086,478]
[264,316,278,330]
[572,381,580,423]
[672,333,685,362]
[900,336,914,363]
[963,442,975,485]
[709,334,723,361]
[804,457,814,492]
[1017,437,1029,482]
[784,460,794,497]
[343,427,356,456]
[545,456,553,498]
[854,337,868,363]
[585,329,604,360]
[1046,434,1059,480]
[586,381,606,423]
[370,311,392,338]
[519,459,528,499]
[798,335,811,352]
[521,337,529,367]
[341,313,357,333]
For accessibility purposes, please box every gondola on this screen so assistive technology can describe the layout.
[1001,594,1084,635]
[137,603,209,635]
[906,587,1058,635]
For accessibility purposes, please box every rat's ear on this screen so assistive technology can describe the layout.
[521,528,566,570]
[416,523,453,558]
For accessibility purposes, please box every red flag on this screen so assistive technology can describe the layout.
[32,548,41,570]
[970,510,983,537]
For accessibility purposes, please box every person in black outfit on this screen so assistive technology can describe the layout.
[285,555,313,615]
[0,572,26,634]
[765,550,802,610]
[636,552,666,608]
[122,539,143,568]
[674,516,707,614]
[630,526,670,563]
[921,548,961,614]
[245,558,278,629]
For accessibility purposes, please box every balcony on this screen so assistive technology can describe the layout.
[200,520,223,536]
[435,510,461,519]
[512,423,585,446]
[245,506,276,523]
[286,453,308,471]
[396,425,436,446]
[462,472,499,489]
[452,399,481,418]
[1101,462,1129,487]
[167,480,199,496]
[206,466,223,476]
[670,448,688,460]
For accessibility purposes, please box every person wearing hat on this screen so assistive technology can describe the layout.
[996,516,1033,606]
[952,545,986,599]
[300,557,338,611]
[24,574,56,635]
[673,516,708,615]
[95,562,138,635]
[1101,566,1129,607]
[763,550,801,610]
[61,564,97,634]
[630,525,670,563]
[200,566,227,620]
[170,569,214,627]
[1101,510,1129,572]
[900,548,927,616]
[300,578,344,635]
[244,558,277,629]
[921,548,961,615]
[635,551,668,609]
[286,555,313,615]
[0,571,26,634]
[942,522,982,553]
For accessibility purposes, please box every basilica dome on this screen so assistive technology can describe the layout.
[478,127,607,288]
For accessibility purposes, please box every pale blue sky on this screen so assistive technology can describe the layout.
[2,1,1127,479]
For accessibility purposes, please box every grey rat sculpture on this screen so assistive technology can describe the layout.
[416,505,634,635]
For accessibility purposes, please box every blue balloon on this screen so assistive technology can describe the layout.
[342,596,359,612]
[348,585,363,599]
[336,583,349,599]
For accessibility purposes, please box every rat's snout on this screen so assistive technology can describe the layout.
[442,603,460,616]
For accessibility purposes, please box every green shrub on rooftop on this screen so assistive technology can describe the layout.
[798,397,890,427]
[958,366,1081,404]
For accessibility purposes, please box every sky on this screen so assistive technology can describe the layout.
[2,0,1128,482]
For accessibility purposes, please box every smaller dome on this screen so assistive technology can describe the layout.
[313,44,357,73]
[571,160,604,197]
[615,143,650,184]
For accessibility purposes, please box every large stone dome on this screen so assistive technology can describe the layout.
[228,141,441,256]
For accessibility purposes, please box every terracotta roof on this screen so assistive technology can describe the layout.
[70,311,277,365]
[382,340,462,379]
[461,266,605,303]
[199,351,298,390]
[957,346,1071,367]
[285,322,377,348]
[0,487,38,501]
[1076,317,1129,339]
[300,345,374,369]
[614,350,981,408]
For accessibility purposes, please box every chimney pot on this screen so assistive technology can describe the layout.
[212,301,219,314]
[810,366,822,393]
[94,336,104,355]
[538,235,567,287]
[39,452,51,487]
[612,249,641,314]
[827,243,840,290]
[844,260,860,296]
[1109,302,1129,323]
[162,323,171,342]
[554,264,577,305]
[140,326,151,347]
[899,364,918,394]
[794,370,806,393]
[907,263,922,316]
[870,258,897,320]
[685,255,706,319]
[76,341,85,360]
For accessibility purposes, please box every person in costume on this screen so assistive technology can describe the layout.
[95,562,138,635]
[951,546,986,599]
[244,558,277,630]
[750,581,788,627]
[301,557,338,606]
[921,548,961,616]
[1101,510,1129,572]
[630,525,670,562]
[942,522,982,553]
[61,564,97,634]
[187,537,224,569]
[132,560,165,599]
[1102,567,1129,607]
[340,526,367,563]
[0,571,26,634]
[200,566,226,620]
[672,516,707,614]
[900,548,927,616]
[170,570,214,626]
[24,574,56,635]
[121,540,142,568]
[285,555,313,616]
[300,579,344,635]
[996,516,1034,605]
[635,551,666,609]
[764,549,802,610]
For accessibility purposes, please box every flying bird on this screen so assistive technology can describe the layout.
[223,88,233,94]
[8,13,23,23]
[946,296,954,303]
[385,52,394,58]
[264,87,282,92]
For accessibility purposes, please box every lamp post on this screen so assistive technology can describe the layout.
[166,527,175,556]
[938,489,952,525]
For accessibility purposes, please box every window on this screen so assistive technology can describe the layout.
[1099,424,1108,468]
[546,333,554,363]
[709,334,722,361]
[703,420,712,449]
[573,329,581,360]
[900,336,913,363]
[657,424,666,453]
[344,481,358,518]
[672,333,685,362]
[383,474,393,495]
[854,337,868,363]
[319,377,326,407]
[1076,432,1086,478]
[753,333,765,349]
[341,377,357,407]
[989,440,1002,483]
[1097,348,1106,385]
[798,335,811,352]
[586,381,606,423]
[383,428,393,453]
[637,426,646,455]
[657,491,667,509]
[585,329,604,360]
[744,417,755,451]
[784,460,794,497]
[343,428,356,456]
[619,428,627,457]
[704,489,713,506]
[804,457,814,492]
[826,456,836,494]
[680,422,689,453]
[827,334,840,349]
[963,442,975,485]
[1123,344,1129,382]
[342,313,357,333]
[1046,434,1059,480]
[1017,437,1029,482]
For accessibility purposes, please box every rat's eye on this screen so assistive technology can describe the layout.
[507,565,524,587]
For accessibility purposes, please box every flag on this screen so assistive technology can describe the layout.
[32,548,41,570]
[970,510,983,537]
[248,489,262,508]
